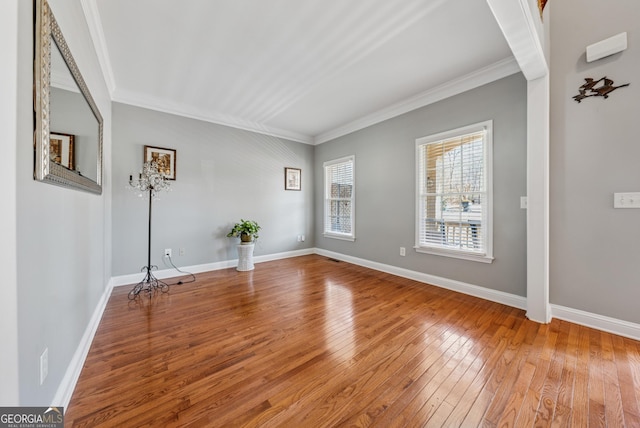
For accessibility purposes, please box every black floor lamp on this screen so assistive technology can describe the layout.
[128,161,171,299]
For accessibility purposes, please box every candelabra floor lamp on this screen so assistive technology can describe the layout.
[128,161,171,299]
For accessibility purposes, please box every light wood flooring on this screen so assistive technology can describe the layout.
[65,255,640,427]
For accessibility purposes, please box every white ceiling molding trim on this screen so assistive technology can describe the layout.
[113,55,519,147]
[51,70,79,93]
[83,1,516,146]
[81,0,116,94]
[485,0,547,80]
[112,89,314,145]
[315,57,520,145]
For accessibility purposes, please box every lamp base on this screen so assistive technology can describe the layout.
[128,265,170,299]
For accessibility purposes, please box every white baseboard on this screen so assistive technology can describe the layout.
[551,304,640,341]
[110,248,315,287]
[110,260,235,287]
[314,249,527,310]
[254,248,315,264]
[314,249,640,341]
[53,279,114,410]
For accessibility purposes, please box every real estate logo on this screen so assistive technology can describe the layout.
[0,407,63,428]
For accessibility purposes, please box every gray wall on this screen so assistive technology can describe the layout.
[314,73,527,296]
[112,103,314,276]
[13,0,113,405]
[550,0,640,323]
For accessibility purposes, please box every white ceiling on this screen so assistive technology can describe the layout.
[85,0,518,144]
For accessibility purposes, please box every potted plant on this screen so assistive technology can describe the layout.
[227,219,261,243]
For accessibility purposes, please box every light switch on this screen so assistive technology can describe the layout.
[614,192,640,208]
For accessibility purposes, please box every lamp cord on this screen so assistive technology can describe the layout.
[163,255,196,285]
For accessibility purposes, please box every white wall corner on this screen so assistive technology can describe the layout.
[80,0,116,95]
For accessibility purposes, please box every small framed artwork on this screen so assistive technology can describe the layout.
[50,132,75,170]
[284,167,301,191]
[144,145,176,180]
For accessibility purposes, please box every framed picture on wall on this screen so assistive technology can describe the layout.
[144,145,176,180]
[284,167,301,191]
[50,132,75,170]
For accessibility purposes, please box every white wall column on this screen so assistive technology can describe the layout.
[526,75,551,322]
[486,0,551,322]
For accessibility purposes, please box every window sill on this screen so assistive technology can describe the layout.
[414,246,494,263]
[324,233,355,242]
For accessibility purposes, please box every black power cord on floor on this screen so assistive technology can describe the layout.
[163,254,196,285]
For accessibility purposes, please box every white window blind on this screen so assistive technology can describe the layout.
[416,121,493,262]
[324,156,355,241]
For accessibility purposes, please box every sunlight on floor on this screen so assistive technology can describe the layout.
[324,280,355,361]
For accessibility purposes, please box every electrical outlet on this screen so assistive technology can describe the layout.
[614,192,640,208]
[164,248,172,257]
[179,248,185,256]
[400,247,406,256]
[40,347,48,385]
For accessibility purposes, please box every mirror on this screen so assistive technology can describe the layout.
[34,0,103,194]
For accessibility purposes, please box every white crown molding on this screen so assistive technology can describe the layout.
[485,0,547,81]
[75,1,527,148]
[112,88,315,145]
[51,69,79,93]
[314,57,520,144]
[80,0,116,94]
[110,57,518,147]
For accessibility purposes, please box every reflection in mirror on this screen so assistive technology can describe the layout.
[50,41,100,182]
[34,0,103,194]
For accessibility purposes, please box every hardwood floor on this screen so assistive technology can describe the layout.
[65,255,640,427]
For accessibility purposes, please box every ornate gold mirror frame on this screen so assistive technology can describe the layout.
[34,0,103,194]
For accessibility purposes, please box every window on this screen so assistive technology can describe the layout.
[416,121,493,262]
[324,156,355,241]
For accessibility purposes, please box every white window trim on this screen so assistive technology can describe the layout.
[413,246,494,263]
[323,155,355,241]
[414,120,493,263]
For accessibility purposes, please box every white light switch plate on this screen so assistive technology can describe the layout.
[614,192,640,208]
